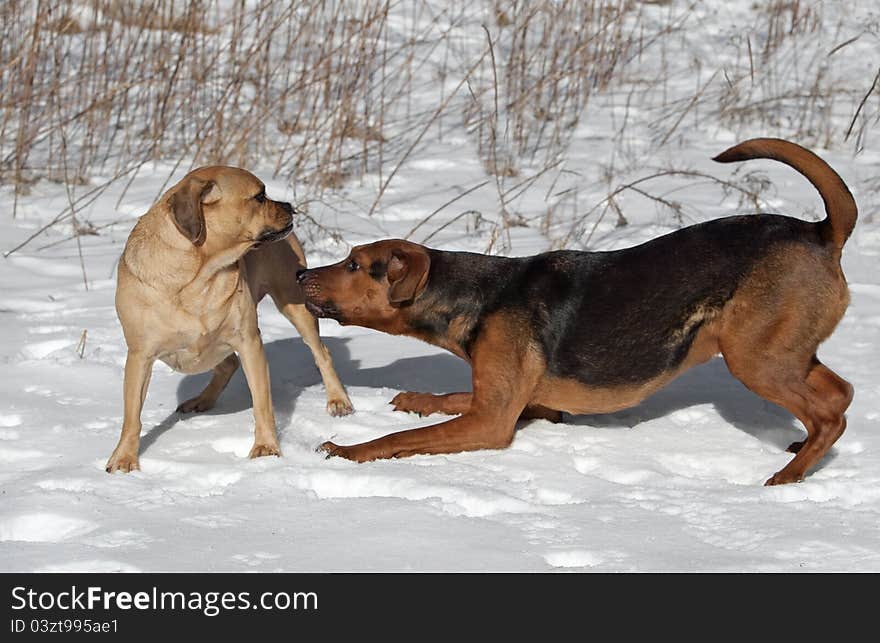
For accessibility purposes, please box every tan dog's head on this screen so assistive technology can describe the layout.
[297,239,431,330]
[166,166,294,251]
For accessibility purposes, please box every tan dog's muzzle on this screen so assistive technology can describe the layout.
[255,200,295,245]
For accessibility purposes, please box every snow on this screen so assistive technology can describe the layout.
[2,0,880,572]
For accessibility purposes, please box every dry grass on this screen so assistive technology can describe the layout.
[467,1,638,168]
[1,0,876,255]
[1,0,417,201]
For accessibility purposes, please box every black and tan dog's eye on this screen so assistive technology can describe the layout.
[254,191,266,204]
[347,259,360,272]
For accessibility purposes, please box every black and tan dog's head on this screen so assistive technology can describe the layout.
[298,239,431,330]
[166,166,294,251]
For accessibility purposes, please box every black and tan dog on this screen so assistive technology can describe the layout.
[298,138,857,485]
[107,166,352,473]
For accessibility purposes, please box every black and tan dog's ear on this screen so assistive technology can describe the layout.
[169,178,222,246]
[388,245,430,306]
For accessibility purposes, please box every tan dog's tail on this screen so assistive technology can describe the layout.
[713,137,857,251]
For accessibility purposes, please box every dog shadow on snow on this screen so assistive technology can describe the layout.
[139,336,471,453]
[140,337,826,470]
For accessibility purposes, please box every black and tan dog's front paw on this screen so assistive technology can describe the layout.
[390,391,443,416]
[319,440,349,459]
[319,440,376,463]
[319,440,340,457]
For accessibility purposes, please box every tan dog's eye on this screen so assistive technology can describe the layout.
[347,259,360,272]
[254,191,266,204]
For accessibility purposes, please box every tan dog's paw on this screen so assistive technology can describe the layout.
[176,395,216,414]
[248,442,281,459]
[326,396,354,417]
[390,391,441,416]
[105,450,140,474]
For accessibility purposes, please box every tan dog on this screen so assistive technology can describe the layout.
[106,166,352,473]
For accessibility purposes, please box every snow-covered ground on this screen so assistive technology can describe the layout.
[1,1,879,571]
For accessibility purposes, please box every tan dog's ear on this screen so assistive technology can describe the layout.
[387,246,430,306]
[169,178,221,246]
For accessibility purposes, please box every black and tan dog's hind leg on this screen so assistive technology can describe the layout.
[723,343,853,486]
[713,138,856,485]
[322,314,545,461]
[716,257,854,485]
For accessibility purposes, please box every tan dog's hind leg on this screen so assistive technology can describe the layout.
[281,302,353,417]
[176,354,240,413]
[236,335,281,458]
[106,351,155,473]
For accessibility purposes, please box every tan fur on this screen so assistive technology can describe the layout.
[107,166,352,473]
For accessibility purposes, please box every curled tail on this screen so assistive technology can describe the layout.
[713,138,857,251]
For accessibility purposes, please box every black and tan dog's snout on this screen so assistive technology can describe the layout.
[296,268,317,294]
[296,268,335,319]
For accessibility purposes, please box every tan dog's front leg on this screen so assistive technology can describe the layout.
[281,302,353,417]
[236,334,281,458]
[106,351,155,473]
